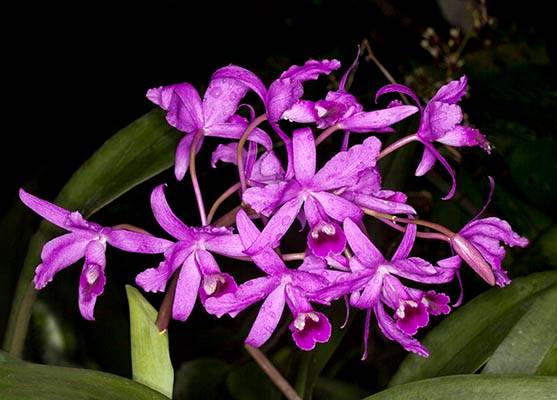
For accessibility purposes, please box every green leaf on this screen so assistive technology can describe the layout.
[0,350,168,400]
[174,358,231,400]
[364,375,557,400]
[226,361,281,400]
[390,271,557,386]
[126,285,174,398]
[3,109,180,356]
[482,284,557,375]
[314,378,367,400]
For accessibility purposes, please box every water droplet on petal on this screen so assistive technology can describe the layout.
[211,87,222,98]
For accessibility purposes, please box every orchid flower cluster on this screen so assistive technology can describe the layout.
[19,54,528,358]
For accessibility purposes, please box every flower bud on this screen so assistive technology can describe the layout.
[450,234,496,285]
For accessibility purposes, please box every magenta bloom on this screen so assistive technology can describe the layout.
[135,185,245,321]
[205,210,340,350]
[147,71,272,180]
[19,189,172,320]
[448,217,529,287]
[377,76,491,199]
[316,219,454,357]
[242,127,380,257]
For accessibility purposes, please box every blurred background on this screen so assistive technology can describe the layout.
[2,0,556,398]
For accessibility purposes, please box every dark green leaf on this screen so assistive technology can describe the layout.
[0,350,168,400]
[482,284,557,375]
[3,109,180,356]
[174,358,231,400]
[390,271,557,386]
[126,285,174,398]
[226,361,281,400]
[314,378,367,400]
[364,375,557,400]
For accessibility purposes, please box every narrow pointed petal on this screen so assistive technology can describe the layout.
[172,253,202,321]
[236,209,286,275]
[418,141,457,200]
[135,242,191,292]
[211,65,267,102]
[78,240,107,320]
[245,197,304,255]
[312,192,363,222]
[351,269,386,309]
[174,134,198,181]
[106,229,172,254]
[352,193,417,215]
[415,148,436,177]
[437,126,490,152]
[338,106,418,132]
[150,184,192,240]
[391,223,417,261]
[34,233,91,289]
[204,122,273,150]
[147,83,204,133]
[204,276,279,317]
[242,181,298,216]
[293,127,316,184]
[19,189,71,229]
[205,234,245,258]
[375,83,421,107]
[339,47,360,91]
[245,285,286,347]
[343,218,384,265]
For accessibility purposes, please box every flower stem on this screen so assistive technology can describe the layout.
[245,345,302,400]
[378,134,417,160]
[281,252,305,261]
[315,123,341,145]
[376,217,450,241]
[155,269,179,332]
[206,182,241,225]
[362,207,454,237]
[237,114,268,192]
[190,129,207,226]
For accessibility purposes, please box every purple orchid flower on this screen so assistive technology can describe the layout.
[147,71,273,181]
[19,189,172,320]
[442,178,528,287]
[242,127,380,258]
[205,210,343,351]
[211,59,341,177]
[135,184,245,321]
[282,53,419,148]
[339,136,417,215]
[316,218,454,357]
[377,76,491,199]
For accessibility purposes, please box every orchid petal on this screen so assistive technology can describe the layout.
[245,284,286,347]
[343,218,384,265]
[293,127,316,184]
[312,192,363,223]
[147,83,204,133]
[19,189,71,229]
[338,106,419,132]
[150,184,192,241]
[172,253,202,321]
[106,229,172,254]
[78,240,107,320]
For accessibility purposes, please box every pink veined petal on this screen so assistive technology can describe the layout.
[437,125,489,150]
[198,272,238,305]
[391,223,417,261]
[235,209,286,275]
[351,193,417,215]
[135,242,192,292]
[174,133,202,181]
[418,140,457,200]
[423,291,451,316]
[245,284,286,348]
[351,268,386,309]
[395,299,430,336]
[150,185,192,241]
[431,75,468,104]
[106,229,172,254]
[19,189,71,229]
[311,142,378,191]
[282,100,319,123]
[280,59,341,81]
[389,257,455,284]
[194,249,221,275]
[290,311,332,351]
[415,147,436,177]
[245,196,304,256]
[147,83,204,133]
[338,106,419,132]
[205,233,246,258]
[78,240,107,321]
[202,76,250,127]
[426,102,463,138]
[343,218,384,266]
[312,269,372,302]
[462,217,529,248]
[374,302,429,357]
[312,192,363,223]
[204,276,279,318]
[292,127,317,184]
[172,253,202,321]
[204,122,273,150]
[34,233,91,289]
[375,83,422,108]
[242,181,297,216]
[210,65,267,103]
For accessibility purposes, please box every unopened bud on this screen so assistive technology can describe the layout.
[451,234,495,285]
